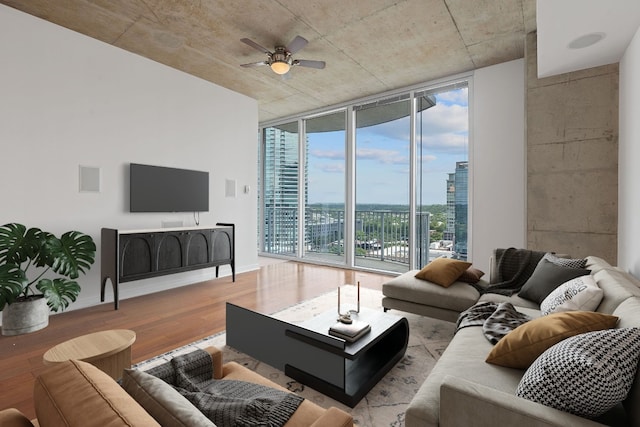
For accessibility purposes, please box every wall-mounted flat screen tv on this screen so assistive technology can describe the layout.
[130,163,209,212]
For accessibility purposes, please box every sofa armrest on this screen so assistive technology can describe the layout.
[440,376,607,427]
[202,346,224,379]
[308,407,353,427]
[0,409,35,427]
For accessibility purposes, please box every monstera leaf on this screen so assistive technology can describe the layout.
[36,278,81,312]
[0,264,27,310]
[41,231,96,279]
[0,223,44,266]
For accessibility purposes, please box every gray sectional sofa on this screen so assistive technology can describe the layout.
[382,255,640,426]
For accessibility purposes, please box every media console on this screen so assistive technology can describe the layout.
[101,223,234,310]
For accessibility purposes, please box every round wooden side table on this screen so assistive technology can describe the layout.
[43,329,136,380]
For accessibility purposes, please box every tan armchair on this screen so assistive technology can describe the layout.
[0,345,353,427]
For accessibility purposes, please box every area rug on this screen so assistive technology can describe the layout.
[134,286,455,427]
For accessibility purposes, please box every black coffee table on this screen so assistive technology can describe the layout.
[226,303,409,407]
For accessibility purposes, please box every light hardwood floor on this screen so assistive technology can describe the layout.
[0,260,393,419]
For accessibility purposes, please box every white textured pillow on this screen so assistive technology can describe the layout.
[540,275,603,316]
[516,328,640,418]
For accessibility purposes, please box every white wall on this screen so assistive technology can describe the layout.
[0,5,259,315]
[471,59,526,273]
[618,26,640,276]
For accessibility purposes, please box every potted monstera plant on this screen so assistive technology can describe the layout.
[0,223,96,336]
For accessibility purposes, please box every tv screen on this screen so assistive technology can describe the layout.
[130,163,209,212]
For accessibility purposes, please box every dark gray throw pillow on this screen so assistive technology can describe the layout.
[518,259,591,304]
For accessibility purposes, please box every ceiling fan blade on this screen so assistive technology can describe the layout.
[294,59,326,69]
[240,38,272,55]
[240,61,269,68]
[286,35,308,54]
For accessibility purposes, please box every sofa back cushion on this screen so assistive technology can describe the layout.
[34,359,160,427]
[584,255,613,274]
[594,269,640,314]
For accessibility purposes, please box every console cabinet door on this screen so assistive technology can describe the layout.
[212,227,233,263]
[155,232,184,271]
[184,229,211,267]
[119,233,155,281]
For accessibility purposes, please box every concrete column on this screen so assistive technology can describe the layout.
[525,32,619,263]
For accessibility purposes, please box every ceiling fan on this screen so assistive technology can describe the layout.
[240,35,326,75]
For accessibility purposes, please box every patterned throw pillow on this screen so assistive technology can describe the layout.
[540,275,603,316]
[543,252,588,269]
[516,328,640,418]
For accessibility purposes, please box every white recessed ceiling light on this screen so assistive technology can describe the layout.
[568,32,606,49]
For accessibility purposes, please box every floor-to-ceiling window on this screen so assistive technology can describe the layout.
[259,77,470,273]
[416,82,469,263]
[261,121,300,256]
[354,96,411,272]
[303,111,347,264]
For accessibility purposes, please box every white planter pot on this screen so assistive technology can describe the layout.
[2,296,49,336]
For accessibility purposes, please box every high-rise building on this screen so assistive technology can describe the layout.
[454,161,468,259]
[262,127,306,254]
[443,162,468,259]
[444,172,456,241]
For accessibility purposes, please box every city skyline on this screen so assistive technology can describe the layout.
[307,86,469,205]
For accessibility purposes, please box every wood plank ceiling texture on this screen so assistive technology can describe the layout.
[0,0,536,123]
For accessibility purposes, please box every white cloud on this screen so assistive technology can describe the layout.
[356,148,408,165]
[310,149,344,160]
[436,87,468,105]
[319,163,345,173]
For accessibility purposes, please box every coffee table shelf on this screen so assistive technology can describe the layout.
[226,303,408,407]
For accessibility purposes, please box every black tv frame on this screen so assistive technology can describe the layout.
[129,163,209,213]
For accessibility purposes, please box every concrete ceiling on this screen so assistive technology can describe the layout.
[1,0,538,123]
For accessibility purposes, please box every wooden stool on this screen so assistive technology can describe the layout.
[43,329,136,380]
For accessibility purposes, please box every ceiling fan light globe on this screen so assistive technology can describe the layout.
[270,61,290,75]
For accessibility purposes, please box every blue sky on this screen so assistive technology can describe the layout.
[307,87,469,205]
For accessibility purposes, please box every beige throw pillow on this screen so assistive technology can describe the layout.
[485,311,619,369]
[414,258,472,287]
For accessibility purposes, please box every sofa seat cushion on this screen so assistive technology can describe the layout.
[477,292,540,309]
[383,270,480,313]
[34,360,160,427]
[405,322,528,427]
